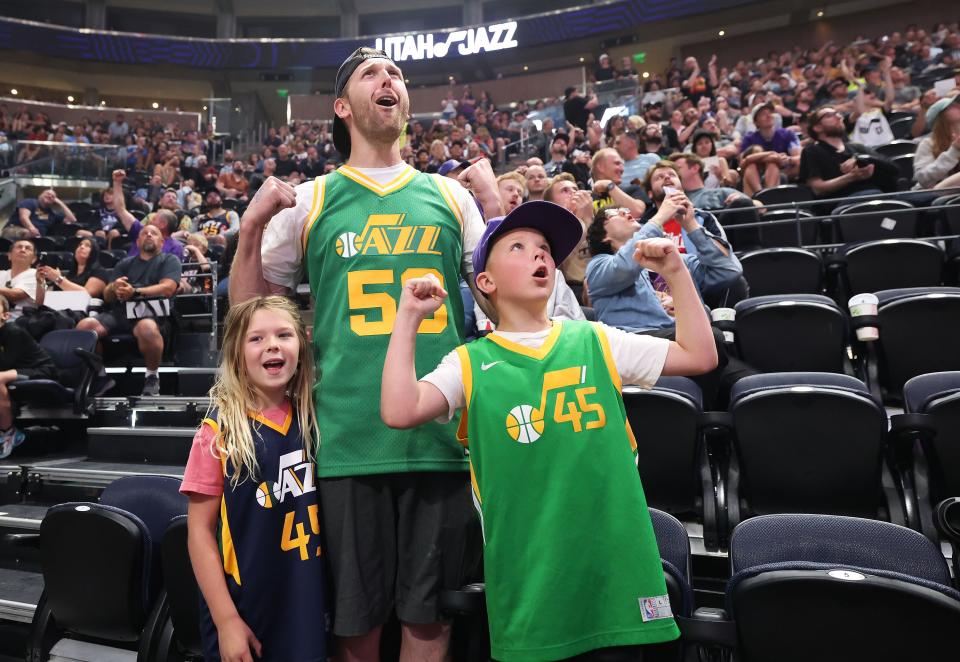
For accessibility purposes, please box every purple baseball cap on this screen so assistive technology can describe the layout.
[472,200,584,284]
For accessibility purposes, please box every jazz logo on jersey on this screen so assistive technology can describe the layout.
[254,449,316,509]
[504,365,606,444]
[335,213,442,259]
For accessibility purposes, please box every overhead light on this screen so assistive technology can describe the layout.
[67,95,75,103]
[642,72,650,79]
[151,102,159,109]
[100,100,106,105]
[202,105,208,110]
[718,30,725,36]
[523,65,529,71]
[448,75,454,81]
[10,89,17,95]
[579,57,585,63]
[817,10,824,17]
[234,106,240,112]
[404,78,409,84]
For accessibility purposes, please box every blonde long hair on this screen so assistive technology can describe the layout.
[207,296,318,487]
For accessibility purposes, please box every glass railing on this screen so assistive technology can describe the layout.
[1,140,126,179]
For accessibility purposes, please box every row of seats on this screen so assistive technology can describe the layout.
[716,288,960,402]
[27,474,960,662]
[628,371,960,550]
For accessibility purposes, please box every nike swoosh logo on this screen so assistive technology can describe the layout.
[481,361,504,371]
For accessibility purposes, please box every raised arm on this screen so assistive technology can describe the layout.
[229,177,297,304]
[111,170,140,232]
[381,275,452,429]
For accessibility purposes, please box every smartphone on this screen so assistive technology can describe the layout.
[662,186,679,196]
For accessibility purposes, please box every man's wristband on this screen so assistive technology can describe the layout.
[606,183,617,194]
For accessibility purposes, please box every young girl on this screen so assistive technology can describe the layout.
[181,296,327,662]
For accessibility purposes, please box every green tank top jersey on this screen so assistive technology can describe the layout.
[303,166,467,478]
[456,320,679,660]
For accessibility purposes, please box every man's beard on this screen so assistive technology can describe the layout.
[142,241,158,254]
[351,94,410,149]
[819,124,846,138]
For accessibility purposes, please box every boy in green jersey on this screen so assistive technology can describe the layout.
[382,200,717,661]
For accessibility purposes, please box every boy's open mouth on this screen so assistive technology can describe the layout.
[532,265,548,278]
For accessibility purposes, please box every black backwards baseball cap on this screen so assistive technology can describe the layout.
[472,201,584,286]
[332,47,397,159]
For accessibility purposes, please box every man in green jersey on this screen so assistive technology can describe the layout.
[230,48,498,661]
[382,200,717,660]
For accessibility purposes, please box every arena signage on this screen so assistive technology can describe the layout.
[374,21,518,61]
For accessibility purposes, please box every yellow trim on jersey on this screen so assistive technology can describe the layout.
[485,320,563,361]
[220,496,242,586]
[431,174,464,229]
[455,344,472,447]
[301,176,326,252]
[589,322,637,452]
[469,459,482,505]
[248,405,293,436]
[337,164,417,196]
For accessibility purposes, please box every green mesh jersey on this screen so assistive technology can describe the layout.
[303,165,467,478]
[456,320,679,660]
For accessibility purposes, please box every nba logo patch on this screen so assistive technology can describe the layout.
[505,404,544,444]
[335,232,360,258]
[639,595,673,622]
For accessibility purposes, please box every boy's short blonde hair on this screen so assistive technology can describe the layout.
[187,232,209,251]
[497,171,528,194]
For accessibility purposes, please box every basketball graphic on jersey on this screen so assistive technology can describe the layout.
[255,482,274,508]
[335,232,360,258]
[505,404,544,444]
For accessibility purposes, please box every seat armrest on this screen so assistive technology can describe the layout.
[675,607,738,647]
[697,411,733,431]
[74,348,103,372]
[3,533,40,549]
[889,412,936,436]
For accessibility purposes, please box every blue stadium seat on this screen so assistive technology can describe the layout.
[733,295,850,374]
[725,514,960,661]
[871,288,960,400]
[725,373,906,531]
[739,248,823,296]
[623,377,723,550]
[29,476,187,660]
[8,329,100,417]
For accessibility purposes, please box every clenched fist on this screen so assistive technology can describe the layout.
[243,177,297,229]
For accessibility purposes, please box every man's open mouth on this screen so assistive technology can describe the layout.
[375,94,398,107]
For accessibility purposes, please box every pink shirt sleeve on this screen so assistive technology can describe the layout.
[180,422,224,497]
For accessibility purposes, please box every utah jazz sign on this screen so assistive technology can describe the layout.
[374,21,518,62]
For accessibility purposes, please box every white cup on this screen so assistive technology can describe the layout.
[710,308,736,343]
[711,307,736,322]
[848,293,879,341]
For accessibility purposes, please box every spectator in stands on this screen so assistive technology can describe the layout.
[0,294,57,458]
[179,233,212,294]
[0,240,38,319]
[688,130,739,188]
[672,152,760,247]
[248,158,276,196]
[739,102,802,196]
[299,146,325,179]
[681,55,718,104]
[496,172,526,214]
[595,53,616,82]
[218,149,236,175]
[111,173,186,262]
[76,223,181,397]
[192,190,240,247]
[524,165,549,201]
[154,154,180,188]
[799,107,897,200]
[590,148,647,216]
[36,237,107,299]
[543,175,595,284]
[107,114,129,144]
[564,86,599,132]
[216,161,250,201]
[615,131,659,188]
[913,95,960,190]
[4,189,77,240]
[619,55,638,78]
[274,144,298,179]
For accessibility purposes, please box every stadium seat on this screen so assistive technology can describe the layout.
[752,185,814,207]
[891,372,960,539]
[725,373,905,531]
[754,209,820,248]
[29,476,187,660]
[935,497,960,583]
[739,248,823,296]
[834,200,917,243]
[724,514,960,661]
[888,116,914,140]
[623,377,722,549]
[733,295,850,374]
[890,153,916,184]
[837,239,943,296]
[870,288,960,400]
[8,329,101,417]
[874,139,917,159]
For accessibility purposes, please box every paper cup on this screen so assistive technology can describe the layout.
[711,307,736,322]
[848,293,879,341]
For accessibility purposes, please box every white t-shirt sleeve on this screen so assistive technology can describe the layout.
[596,322,670,388]
[260,177,320,290]
[441,178,485,278]
[419,348,466,423]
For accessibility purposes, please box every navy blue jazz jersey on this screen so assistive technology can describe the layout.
[200,407,328,661]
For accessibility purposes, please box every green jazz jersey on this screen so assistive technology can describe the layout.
[456,320,679,660]
[303,165,468,477]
